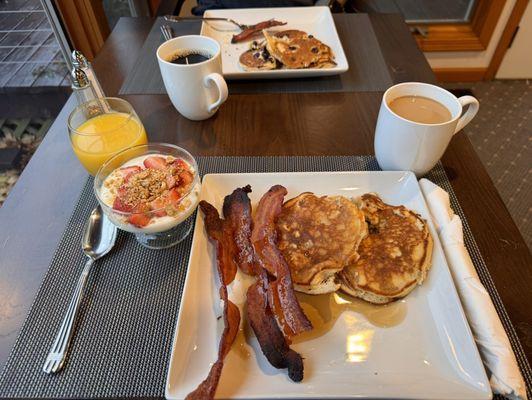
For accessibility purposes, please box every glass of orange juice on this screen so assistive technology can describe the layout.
[68,97,148,175]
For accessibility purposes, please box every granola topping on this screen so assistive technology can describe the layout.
[101,154,198,229]
[122,169,168,205]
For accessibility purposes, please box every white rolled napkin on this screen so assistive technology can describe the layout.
[419,178,527,400]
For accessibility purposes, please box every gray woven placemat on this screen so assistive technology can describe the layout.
[0,156,530,399]
[119,15,393,96]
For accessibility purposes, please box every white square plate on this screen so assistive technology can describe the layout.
[166,172,491,399]
[200,7,349,79]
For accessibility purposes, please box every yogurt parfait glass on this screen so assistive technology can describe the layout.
[94,143,200,249]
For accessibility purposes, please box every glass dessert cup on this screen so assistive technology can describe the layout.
[94,143,200,249]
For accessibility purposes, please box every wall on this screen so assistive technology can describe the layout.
[424,0,517,69]
[496,1,532,78]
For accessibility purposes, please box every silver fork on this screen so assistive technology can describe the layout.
[161,24,174,41]
[164,15,250,31]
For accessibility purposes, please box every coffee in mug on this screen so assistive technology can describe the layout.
[388,95,452,124]
[157,35,228,121]
[169,51,211,65]
[374,82,479,177]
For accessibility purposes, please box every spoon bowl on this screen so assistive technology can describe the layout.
[82,206,117,260]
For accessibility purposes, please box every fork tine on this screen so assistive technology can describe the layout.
[43,359,53,374]
[52,360,61,373]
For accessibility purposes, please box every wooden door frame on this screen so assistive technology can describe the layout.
[53,0,111,60]
[414,0,507,52]
[432,0,529,81]
[485,0,530,78]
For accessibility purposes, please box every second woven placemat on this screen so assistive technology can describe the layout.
[119,15,393,96]
[0,156,530,399]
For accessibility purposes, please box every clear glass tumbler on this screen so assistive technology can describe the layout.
[68,97,148,175]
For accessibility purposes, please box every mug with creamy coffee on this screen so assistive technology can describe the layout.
[157,35,228,121]
[374,82,479,176]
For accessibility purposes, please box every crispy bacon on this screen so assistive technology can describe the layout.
[251,185,312,337]
[223,185,305,381]
[247,275,304,382]
[186,299,240,400]
[231,19,287,43]
[186,202,242,400]
[222,185,255,275]
[200,200,238,285]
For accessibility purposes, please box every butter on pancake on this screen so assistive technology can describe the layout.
[263,29,336,69]
[276,193,367,295]
[338,194,433,304]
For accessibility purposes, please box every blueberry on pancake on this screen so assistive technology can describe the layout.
[263,29,336,69]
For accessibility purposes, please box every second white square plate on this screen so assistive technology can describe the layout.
[200,7,349,79]
[166,171,491,399]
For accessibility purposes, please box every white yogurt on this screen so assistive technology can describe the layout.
[99,154,200,234]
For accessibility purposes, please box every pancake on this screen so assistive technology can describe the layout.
[274,30,308,40]
[263,29,336,69]
[338,194,433,304]
[276,193,368,294]
[239,41,278,71]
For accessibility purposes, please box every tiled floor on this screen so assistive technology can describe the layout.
[0,0,69,89]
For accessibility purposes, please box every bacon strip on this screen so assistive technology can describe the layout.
[222,185,255,275]
[222,185,305,381]
[231,19,287,43]
[251,185,312,337]
[186,202,241,400]
[200,200,238,285]
[247,276,304,382]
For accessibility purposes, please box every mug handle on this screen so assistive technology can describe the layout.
[454,95,479,134]
[204,73,228,113]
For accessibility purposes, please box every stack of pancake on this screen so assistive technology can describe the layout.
[276,193,433,304]
[239,29,336,71]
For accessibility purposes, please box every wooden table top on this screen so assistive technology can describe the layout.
[0,15,530,376]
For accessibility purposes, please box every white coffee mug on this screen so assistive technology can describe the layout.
[374,82,479,176]
[156,35,228,121]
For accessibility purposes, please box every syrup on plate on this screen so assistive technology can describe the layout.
[227,290,407,353]
[293,291,407,344]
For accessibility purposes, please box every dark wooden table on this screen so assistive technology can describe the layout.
[0,15,530,378]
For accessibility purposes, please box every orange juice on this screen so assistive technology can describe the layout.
[71,112,147,175]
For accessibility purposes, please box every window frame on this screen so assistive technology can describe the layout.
[413,0,507,52]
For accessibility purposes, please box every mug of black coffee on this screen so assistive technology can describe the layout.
[157,35,228,121]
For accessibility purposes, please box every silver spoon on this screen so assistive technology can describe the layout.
[43,206,117,374]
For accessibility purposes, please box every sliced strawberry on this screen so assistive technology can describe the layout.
[149,197,167,217]
[112,196,133,212]
[178,170,193,186]
[172,158,188,171]
[168,188,182,204]
[143,156,167,170]
[127,204,151,227]
[166,174,176,189]
[117,183,128,197]
[128,213,151,228]
[119,166,141,181]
